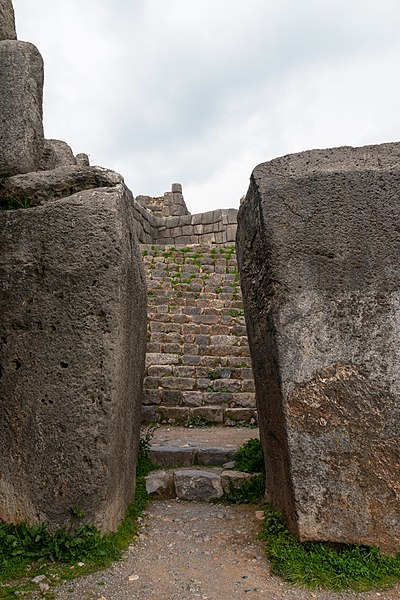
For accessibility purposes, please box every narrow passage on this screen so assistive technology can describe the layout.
[54,500,399,600]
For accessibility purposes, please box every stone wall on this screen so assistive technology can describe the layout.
[142,244,256,425]
[133,184,238,245]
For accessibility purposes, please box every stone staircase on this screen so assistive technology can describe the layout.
[141,244,257,426]
[145,425,261,501]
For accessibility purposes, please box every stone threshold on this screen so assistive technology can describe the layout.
[145,467,260,502]
[147,425,259,468]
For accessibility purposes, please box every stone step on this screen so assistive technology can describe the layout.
[147,425,259,467]
[145,467,260,502]
[144,424,261,502]
[142,404,257,426]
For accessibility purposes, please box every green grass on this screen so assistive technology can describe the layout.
[0,435,155,598]
[223,474,266,505]
[234,438,264,473]
[0,196,30,211]
[230,438,400,592]
[220,438,265,505]
[185,415,211,428]
[229,309,244,317]
[260,503,400,592]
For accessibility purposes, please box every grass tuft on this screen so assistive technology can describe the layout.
[234,438,264,473]
[0,430,156,597]
[261,503,400,592]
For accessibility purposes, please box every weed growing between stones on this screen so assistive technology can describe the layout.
[260,504,400,592]
[223,475,266,505]
[185,415,210,428]
[0,433,155,598]
[234,438,264,473]
[137,425,158,477]
[221,438,265,505]
[0,196,30,210]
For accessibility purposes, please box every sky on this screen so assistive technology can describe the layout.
[13,0,400,214]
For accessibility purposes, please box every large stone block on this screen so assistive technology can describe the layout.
[0,165,123,208]
[237,142,400,554]
[40,139,77,170]
[0,184,147,532]
[0,0,16,40]
[0,40,44,176]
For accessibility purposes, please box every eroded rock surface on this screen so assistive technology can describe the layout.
[0,0,17,40]
[40,139,77,170]
[236,142,400,554]
[0,165,124,207]
[0,184,147,532]
[0,40,44,176]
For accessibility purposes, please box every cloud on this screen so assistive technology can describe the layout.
[12,0,400,213]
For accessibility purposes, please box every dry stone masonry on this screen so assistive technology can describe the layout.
[131,183,238,246]
[237,142,400,555]
[142,244,257,425]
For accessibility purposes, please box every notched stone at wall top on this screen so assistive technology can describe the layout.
[236,142,400,555]
[0,185,147,532]
[40,139,77,170]
[0,40,44,176]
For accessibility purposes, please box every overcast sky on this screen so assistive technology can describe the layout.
[13,0,400,214]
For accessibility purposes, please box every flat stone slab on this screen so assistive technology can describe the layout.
[147,426,259,467]
[174,469,224,501]
[196,448,236,466]
[149,446,196,467]
[150,425,259,449]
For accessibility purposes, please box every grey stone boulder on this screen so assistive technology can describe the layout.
[174,469,223,501]
[0,184,147,533]
[40,139,77,170]
[145,470,175,498]
[0,165,124,208]
[0,40,44,176]
[0,0,17,40]
[221,470,255,495]
[237,142,400,554]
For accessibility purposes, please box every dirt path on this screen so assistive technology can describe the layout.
[54,499,400,600]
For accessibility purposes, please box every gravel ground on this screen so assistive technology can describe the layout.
[54,499,400,600]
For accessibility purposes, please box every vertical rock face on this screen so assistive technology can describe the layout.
[0,185,147,532]
[0,0,17,40]
[236,143,400,554]
[0,40,44,176]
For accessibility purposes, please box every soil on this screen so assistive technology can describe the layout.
[54,499,400,600]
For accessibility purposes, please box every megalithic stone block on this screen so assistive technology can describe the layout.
[236,142,400,555]
[0,40,44,176]
[0,0,17,40]
[0,184,147,533]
